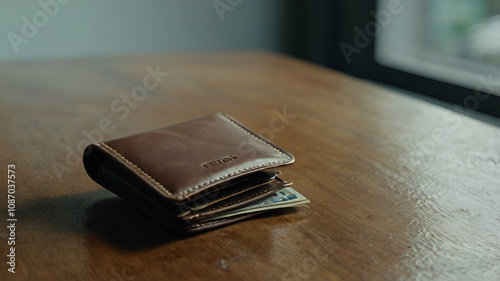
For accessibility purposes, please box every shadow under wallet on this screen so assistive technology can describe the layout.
[85,196,190,250]
[85,195,299,250]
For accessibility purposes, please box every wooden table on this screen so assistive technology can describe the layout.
[1,52,499,281]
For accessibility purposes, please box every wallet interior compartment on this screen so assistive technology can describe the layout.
[178,178,291,222]
[180,169,281,213]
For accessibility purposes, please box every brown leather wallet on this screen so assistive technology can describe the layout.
[83,113,295,232]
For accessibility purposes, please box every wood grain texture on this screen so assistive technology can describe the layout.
[0,52,499,281]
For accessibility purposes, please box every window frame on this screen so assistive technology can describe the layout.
[330,1,500,119]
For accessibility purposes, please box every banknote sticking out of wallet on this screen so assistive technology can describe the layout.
[83,113,309,232]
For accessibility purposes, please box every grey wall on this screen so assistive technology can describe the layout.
[0,0,284,61]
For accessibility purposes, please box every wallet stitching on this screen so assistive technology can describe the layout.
[97,113,293,200]
[187,212,265,229]
[219,113,292,161]
[187,219,224,229]
[98,142,175,198]
[183,165,277,196]
[181,113,293,196]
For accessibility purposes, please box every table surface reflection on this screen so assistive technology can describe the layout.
[1,52,499,281]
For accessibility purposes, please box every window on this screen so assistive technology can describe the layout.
[376,0,500,97]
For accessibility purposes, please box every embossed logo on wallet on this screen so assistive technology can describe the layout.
[202,156,238,169]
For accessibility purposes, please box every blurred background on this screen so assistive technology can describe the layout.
[1,0,499,120]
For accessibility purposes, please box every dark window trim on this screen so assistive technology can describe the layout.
[280,1,500,120]
[332,1,500,119]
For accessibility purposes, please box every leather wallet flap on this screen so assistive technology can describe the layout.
[84,113,294,204]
